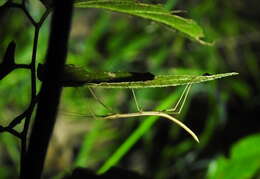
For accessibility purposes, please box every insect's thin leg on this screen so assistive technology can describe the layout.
[165,83,192,114]
[164,84,189,113]
[88,104,99,120]
[88,87,115,114]
[176,83,192,114]
[131,88,142,112]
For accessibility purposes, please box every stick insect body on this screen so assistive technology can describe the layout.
[38,64,237,142]
[87,81,199,143]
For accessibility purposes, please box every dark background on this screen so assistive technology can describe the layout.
[0,0,260,178]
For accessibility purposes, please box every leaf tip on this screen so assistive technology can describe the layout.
[227,72,239,77]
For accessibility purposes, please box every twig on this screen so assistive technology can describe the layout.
[2,0,51,175]
[0,64,31,80]
[38,8,51,27]
[2,1,52,178]
[19,8,50,171]
[7,109,29,129]
[20,0,73,178]
[4,2,37,26]
[0,125,21,138]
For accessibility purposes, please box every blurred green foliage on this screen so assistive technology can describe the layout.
[1,0,260,179]
[207,134,260,179]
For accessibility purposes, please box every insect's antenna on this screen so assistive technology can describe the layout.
[88,87,115,114]
[165,81,193,115]
[131,88,142,112]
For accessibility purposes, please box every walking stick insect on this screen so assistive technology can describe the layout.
[38,63,238,143]
[87,79,199,143]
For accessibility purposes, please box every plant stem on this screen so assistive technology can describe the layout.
[19,0,73,178]
[19,7,50,176]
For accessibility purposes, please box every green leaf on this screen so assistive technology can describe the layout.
[74,0,208,44]
[207,134,260,179]
[231,134,260,159]
[87,72,238,88]
[38,64,238,88]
